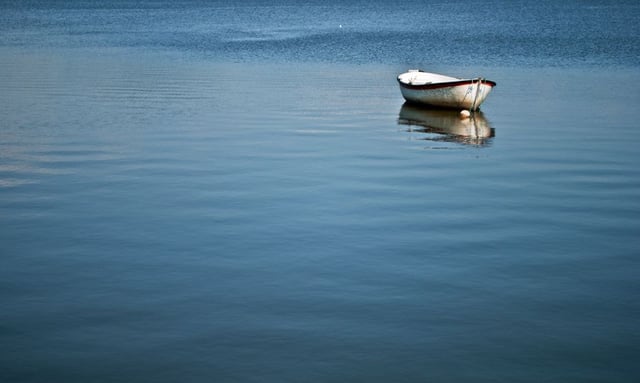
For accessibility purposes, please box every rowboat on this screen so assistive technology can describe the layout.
[398,103,494,146]
[397,69,496,111]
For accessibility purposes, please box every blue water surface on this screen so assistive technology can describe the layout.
[1,1,639,382]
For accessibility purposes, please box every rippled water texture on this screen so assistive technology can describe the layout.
[1,1,640,382]
[1,0,640,66]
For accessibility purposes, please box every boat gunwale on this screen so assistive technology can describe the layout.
[397,77,497,90]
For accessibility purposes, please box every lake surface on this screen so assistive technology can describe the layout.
[1,1,640,382]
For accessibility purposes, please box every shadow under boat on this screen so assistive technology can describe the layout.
[398,103,495,147]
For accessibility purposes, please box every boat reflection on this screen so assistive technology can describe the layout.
[398,103,495,147]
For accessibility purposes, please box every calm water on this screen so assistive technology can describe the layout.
[2,1,640,382]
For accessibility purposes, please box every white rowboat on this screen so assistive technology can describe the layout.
[397,70,496,111]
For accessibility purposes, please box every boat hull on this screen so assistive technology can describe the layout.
[397,71,496,110]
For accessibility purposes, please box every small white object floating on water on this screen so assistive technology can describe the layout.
[397,69,496,111]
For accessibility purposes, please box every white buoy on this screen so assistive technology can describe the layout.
[459,110,471,119]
